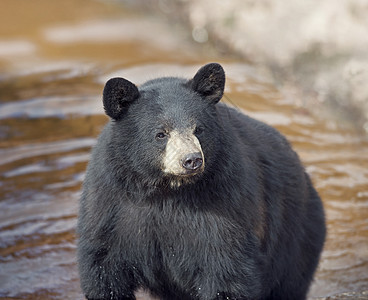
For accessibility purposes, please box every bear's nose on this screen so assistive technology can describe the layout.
[182,152,203,171]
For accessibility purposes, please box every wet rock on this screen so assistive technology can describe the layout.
[189,0,368,132]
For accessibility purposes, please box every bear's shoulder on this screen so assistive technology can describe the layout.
[216,103,290,150]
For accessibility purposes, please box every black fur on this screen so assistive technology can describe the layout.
[189,63,225,104]
[77,63,326,300]
[103,77,139,120]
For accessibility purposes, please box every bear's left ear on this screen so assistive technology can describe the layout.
[189,63,225,104]
[103,77,140,120]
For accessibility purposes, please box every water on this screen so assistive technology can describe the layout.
[0,1,367,299]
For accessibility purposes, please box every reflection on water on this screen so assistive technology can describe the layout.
[0,0,367,299]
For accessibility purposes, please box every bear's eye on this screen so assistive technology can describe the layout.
[156,132,168,140]
[194,126,204,135]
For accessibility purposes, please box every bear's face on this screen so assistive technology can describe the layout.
[102,63,225,187]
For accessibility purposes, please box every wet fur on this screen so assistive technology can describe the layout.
[77,63,326,300]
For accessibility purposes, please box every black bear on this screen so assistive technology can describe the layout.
[77,63,326,300]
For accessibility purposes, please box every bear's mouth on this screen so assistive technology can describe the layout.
[164,171,204,189]
[174,164,204,177]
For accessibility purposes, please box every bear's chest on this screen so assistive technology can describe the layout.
[116,203,248,291]
[117,201,244,269]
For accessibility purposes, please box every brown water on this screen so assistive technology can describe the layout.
[0,1,367,299]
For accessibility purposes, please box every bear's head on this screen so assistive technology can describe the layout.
[102,63,226,188]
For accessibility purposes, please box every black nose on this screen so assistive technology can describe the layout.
[182,152,203,171]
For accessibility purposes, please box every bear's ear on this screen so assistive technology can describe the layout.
[103,77,140,120]
[189,63,225,104]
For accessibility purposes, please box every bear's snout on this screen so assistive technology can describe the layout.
[182,152,203,173]
[162,129,204,177]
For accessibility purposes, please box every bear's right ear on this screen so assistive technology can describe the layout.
[103,77,140,120]
[189,63,225,104]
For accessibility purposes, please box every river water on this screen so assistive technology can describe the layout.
[0,1,367,299]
